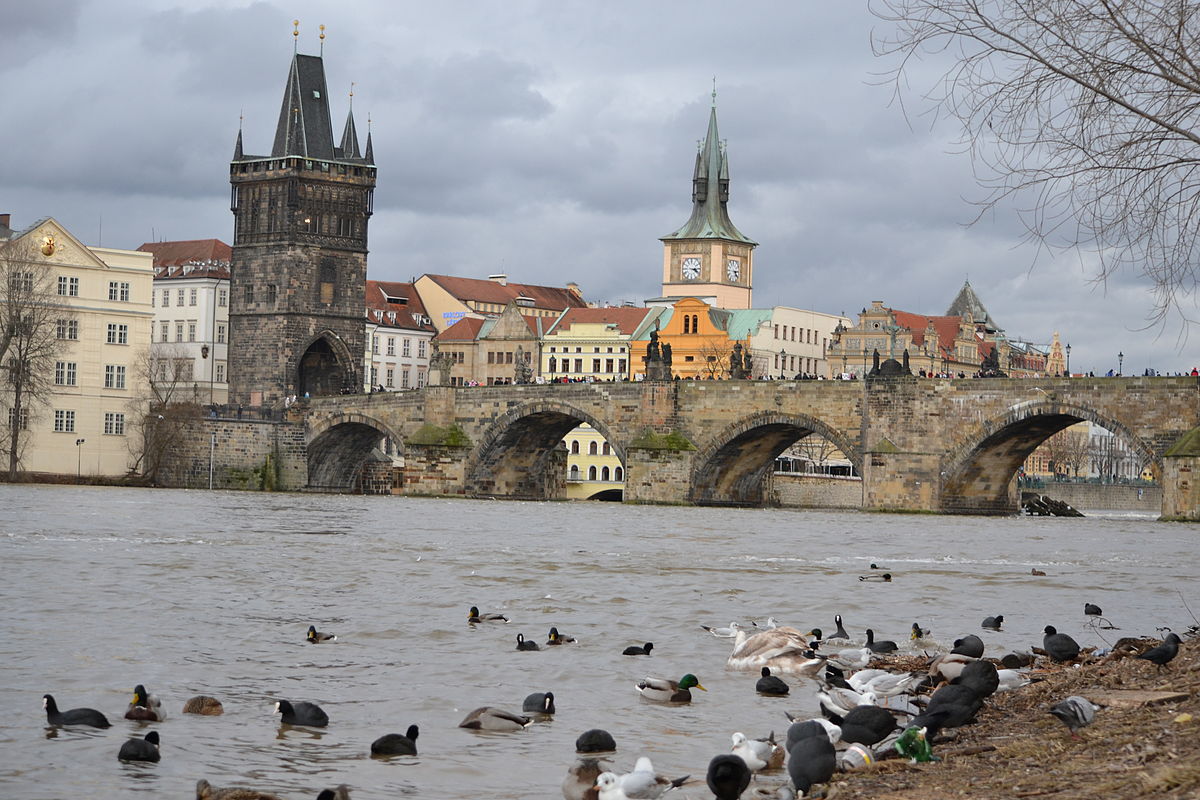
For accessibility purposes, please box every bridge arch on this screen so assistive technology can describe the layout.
[307,411,406,492]
[691,411,861,506]
[939,399,1159,514]
[466,400,624,500]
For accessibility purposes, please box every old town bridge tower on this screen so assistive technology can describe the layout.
[228,45,375,404]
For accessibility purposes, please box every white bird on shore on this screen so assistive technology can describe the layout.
[731,731,783,772]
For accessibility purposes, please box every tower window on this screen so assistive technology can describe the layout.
[319,259,336,304]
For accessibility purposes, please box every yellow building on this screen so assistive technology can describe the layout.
[1,217,154,478]
[563,422,625,500]
[542,306,665,381]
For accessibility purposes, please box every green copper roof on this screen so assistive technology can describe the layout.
[723,309,772,339]
[661,101,756,245]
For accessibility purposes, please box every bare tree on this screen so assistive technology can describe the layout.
[791,434,843,474]
[871,1,1200,326]
[1041,425,1091,479]
[126,344,201,484]
[1,238,70,480]
[697,337,737,379]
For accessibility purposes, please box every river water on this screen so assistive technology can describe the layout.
[1,485,1195,799]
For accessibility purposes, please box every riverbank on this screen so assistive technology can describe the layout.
[823,633,1199,799]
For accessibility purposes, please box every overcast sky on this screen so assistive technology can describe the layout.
[4,0,1196,374]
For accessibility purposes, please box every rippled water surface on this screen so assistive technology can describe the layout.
[1,485,1195,799]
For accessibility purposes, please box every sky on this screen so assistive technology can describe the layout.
[3,0,1196,375]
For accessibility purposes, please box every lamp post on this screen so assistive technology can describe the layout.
[75,438,85,483]
[1118,351,1124,376]
[779,348,787,381]
[841,353,847,377]
[863,346,869,377]
[1065,343,1071,377]
[201,344,213,405]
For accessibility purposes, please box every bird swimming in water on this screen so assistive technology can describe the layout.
[196,779,284,799]
[274,699,328,727]
[371,724,419,756]
[468,606,508,623]
[182,695,223,715]
[1048,695,1099,737]
[575,728,617,752]
[522,691,555,714]
[1137,632,1182,669]
[636,673,705,703]
[981,615,1004,631]
[1031,568,1047,576]
[516,633,540,651]
[622,642,653,655]
[547,626,576,645]
[865,628,898,653]
[316,787,351,800]
[1084,603,1103,616]
[594,757,689,800]
[125,684,165,721]
[117,730,161,762]
[43,694,110,728]
[458,706,531,731]
[563,757,606,800]
[701,622,746,638]
[910,622,931,640]
[756,667,790,696]
[830,615,851,640]
[307,625,336,643]
[859,573,892,582]
[1042,626,1081,662]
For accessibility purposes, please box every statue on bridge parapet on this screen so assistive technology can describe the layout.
[730,342,748,379]
[977,347,1007,378]
[514,345,533,384]
[427,343,453,386]
[644,327,672,380]
[867,347,914,380]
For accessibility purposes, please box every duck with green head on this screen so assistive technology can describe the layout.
[636,673,706,703]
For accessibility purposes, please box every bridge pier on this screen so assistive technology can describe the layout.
[862,449,944,513]
[624,445,695,505]
[1162,427,1200,521]
[402,443,470,497]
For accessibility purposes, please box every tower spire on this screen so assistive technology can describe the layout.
[293,19,299,53]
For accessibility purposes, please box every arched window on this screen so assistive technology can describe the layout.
[589,441,598,455]
[569,465,580,479]
[615,466,624,481]
[601,466,610,481]
[588,465,598,481]
[602,442,610,455]
[571,440,580,454]
[683,316,691,334]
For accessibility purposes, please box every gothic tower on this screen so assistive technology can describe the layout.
[228,45,376,404]
[660,92,756,309]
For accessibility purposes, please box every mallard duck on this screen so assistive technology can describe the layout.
[865,629,898,653]
[594,757,688,800]
[731,731,784,771]
[547,626,576,645]
[928,651,977,681]
[457,706,530,731]
[125,684,165,721]
[706,753,751,800]
[274,699,328,727]
[1031,567,1047,576]
[117,730,161,762]
[894,725,937,762]
[516,633,540,651]
[910,622,931,640]
[307,625,336,643]
[43,694,110,728]
[468,606,508,623]
[1042,625,1080,662]
[622,642,653,655]
[182,695,223,715]
[636,673,705,703]
[371,724,419,755]
[522,691,555,714]
[755,667,789,695]
[195,779,285,800]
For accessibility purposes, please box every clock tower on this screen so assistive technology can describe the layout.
[660,92,756,309]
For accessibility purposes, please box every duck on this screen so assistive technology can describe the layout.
[981,615,1004,631]
[43,694,110,728]
[516,633,540,651]
[622,642,653,656]
[756,667,790,696]
[564,756,607,800]
[706,753,751,800]
[371,724,419,755]
[576,728,617,753]
[547,626,576,645]
[274,699,329,727]
[1137,632,1183,669]
[594,757,688,800]
[315,787,351,800]
[458,706,530,731]
[950,634,985,658]
[731,731,784,772]
[786,731,836,797]
[125,684,165,721]
[1084,603,1103,617]
[702,621,747,638]
[468,606,508,623]
[1031,568,1047,576]
[636,673,705,703]
[838,705,897,747]
[785,716,841,748]
[195,779,285,800]
[927,651,978,682]
[522,691,555,714]
[1042,625,1081,662]
[859,572,892,582]
[182,695,223,715]
[117,730,161,762]
[865,628,898,653]
[829,615,851,640]
[306,625,336,643]
[910,622,931,640]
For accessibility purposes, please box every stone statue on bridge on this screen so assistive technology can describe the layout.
[514,345,533,384]
[644,327,672,380]
[730,342,748,379]
[977,347,1006,378]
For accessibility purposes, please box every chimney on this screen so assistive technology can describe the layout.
[488,273,508,286]
[0,213,10,230]
[566,281,581,298]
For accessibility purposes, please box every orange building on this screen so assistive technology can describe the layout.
[649,297,745,379]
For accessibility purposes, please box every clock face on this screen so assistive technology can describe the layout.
[726,259,740,281]
[681,257,701,280]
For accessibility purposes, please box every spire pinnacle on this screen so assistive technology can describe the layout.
[319,23,325,56]
[712,76,717,108]
[349,81,355,110]
[293,19,299,53]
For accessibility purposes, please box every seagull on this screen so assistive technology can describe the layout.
[595,756,688,800]
[828,646,872,671]
[702,622,746,638]
[753,617,782,630]
[1048,696,1099,737]
[1137,632,1182,669]
[731,731,783,772]
[816,684,877,718]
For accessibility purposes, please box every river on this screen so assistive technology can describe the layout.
[0,485,1194,799]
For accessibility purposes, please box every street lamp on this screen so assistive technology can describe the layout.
[75,438,85,483]
[1065,343,1072,377]
[201,344,213,405]
[1118,351,1124,376]
[863,346,869,377]
[779,349,787,381]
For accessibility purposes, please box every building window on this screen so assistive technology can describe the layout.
[244,284,254,304]
[110,281,131,301]
[487,352,495,364]
[106,323,128,344]
[605,358,613,373]
[218,288,228,307]
[104,412,126,435]
[418,340,427,358]
[8,406,29,430]
[104,364,127,389]
[189,287,198,306]
[216,323,226,344]
[177,288,185,306]
[215,362,226,382]
[615,466,624,481]
[601,466,610,481]
[618,358,626,374]
[372,335,379,355]
[186,321,195,342]
[570,465,580,480]
[386,367,395,388]
[54,361,77,386]
[592,358,601,373]
[401,369,410,389]
[58,276,79,297]
[602,442,611,455]
[57,319,79,340]
[386,337,395,356]
[159,321,169,342]
[574,358,583,372]
[53,410,76,433]
[265,284,277,305]
[589,441,598,455]
[571,440,580,454]
[417,369,426,388]
[162,289,170,307]
[588,465,597,481]
[402,338,411,357]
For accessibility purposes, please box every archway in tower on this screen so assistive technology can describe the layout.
[297,335,352,397]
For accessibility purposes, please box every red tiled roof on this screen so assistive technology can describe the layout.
[365,280,436,332]
[547,306,652,336]
[890,310,963,358]
[426,274,587,311]
[435,317,485,342]
[137,239,231,267]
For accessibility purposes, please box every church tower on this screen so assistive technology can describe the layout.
[660,92,756,309]
[227,36,376,405]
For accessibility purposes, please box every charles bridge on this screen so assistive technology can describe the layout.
[161,375,1200,518]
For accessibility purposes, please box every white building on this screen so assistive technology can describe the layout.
[752,307,851,379]
[139,239,231,405]
[363,280,437,392]
[2,216,154,478]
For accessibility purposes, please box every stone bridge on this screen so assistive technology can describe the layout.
[293,376,1199,517]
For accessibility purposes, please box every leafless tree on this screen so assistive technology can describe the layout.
[1041,425,1091,479]
[790,434,844,473]
[871,1,1200,328]
[1,238,70,480]
[126,344,201,483]
[698,337,736,379]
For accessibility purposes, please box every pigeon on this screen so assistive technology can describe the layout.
[1048,696,1099,737]
[1042,626,1081,662]
[1137,632,1182,669]
[1084,603,1102,617]
[981,615,1004,631]
[706,754,751,800]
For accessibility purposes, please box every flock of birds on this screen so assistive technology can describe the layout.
[38,598,1186,799]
